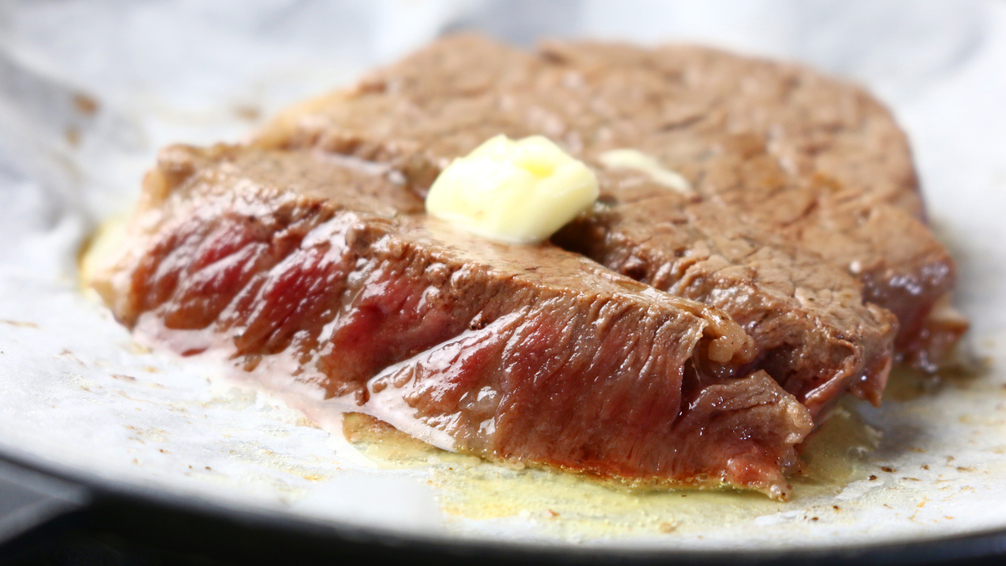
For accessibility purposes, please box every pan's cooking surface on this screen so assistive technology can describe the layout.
[2,434,1006,566]
[1,276,1004,551]
[1,0,1006,559]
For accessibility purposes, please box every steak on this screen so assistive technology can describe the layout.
[543,40,964,371]
[92,35,965,499]
[252,35,937,412]
[91,144,813,498]
[305,37,961,373]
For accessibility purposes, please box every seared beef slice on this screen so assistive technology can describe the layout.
[254,35,920,412]
[92,145,812,498]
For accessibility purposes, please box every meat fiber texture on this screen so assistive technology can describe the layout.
[91,145,812,499]
[91,36,962,500]
[254,35,961,411]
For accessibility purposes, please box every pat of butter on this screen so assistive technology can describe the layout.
[598,149,694,195]
[425,134,599,245]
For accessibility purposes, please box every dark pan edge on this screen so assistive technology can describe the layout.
[1,438,1004,566]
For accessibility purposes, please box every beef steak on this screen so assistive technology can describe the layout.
[92,35,965,499]
[91,144,812,498]
[253,35,940,412]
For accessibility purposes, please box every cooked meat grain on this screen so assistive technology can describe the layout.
[255,35,957,410]
[258,38,958,371]
[92,144,812,498]
[93,35,965,499]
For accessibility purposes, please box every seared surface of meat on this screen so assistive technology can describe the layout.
[93,145,812,498]
[554,197,896,413]
[253,35,951,411]
[94,35,965,499]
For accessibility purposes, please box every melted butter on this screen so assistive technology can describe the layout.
[77,213,129,300]
[880,360,992,402]
[341,398,878,537]
[597,149,694,195]
[797,401,881,487]
[425,134,599,245]
[342,412,447,467]
[883,365,945,402]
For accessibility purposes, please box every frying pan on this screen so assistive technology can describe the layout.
[1,1,1005,563]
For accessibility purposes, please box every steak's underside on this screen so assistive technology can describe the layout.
[93,145,812,498]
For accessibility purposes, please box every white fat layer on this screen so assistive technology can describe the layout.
[598,149,695,195]
[364,360,459,452]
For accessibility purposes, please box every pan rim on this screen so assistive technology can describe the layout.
[1,441,1004,566]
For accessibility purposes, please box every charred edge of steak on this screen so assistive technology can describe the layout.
[92,145,814,498]
[530,38,961,366]
[552,202,898,414]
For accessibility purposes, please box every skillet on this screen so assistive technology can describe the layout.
[1,1,1005,563]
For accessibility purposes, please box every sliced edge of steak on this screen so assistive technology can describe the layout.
[553,186,897,414]
[91,144,812,498]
